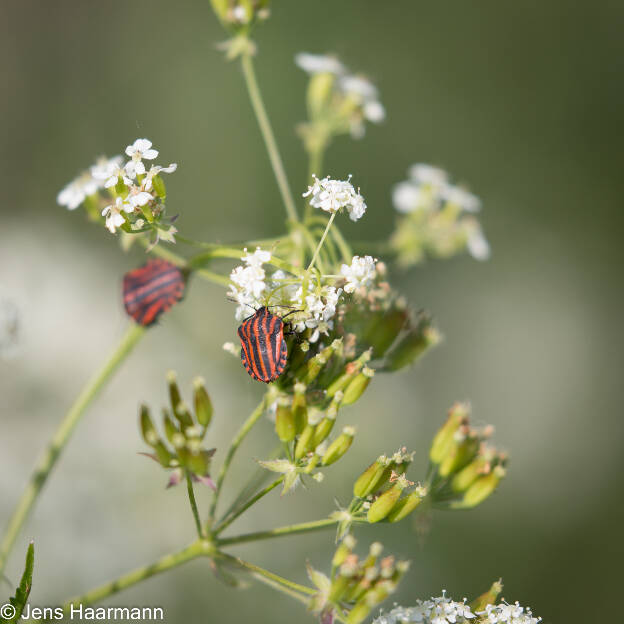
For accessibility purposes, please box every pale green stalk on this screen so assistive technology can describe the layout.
[207,398,267,528]
[217,517,338,547]
[307,212,336,271]
[304,145,325,223]
[186,471,204,539]
[0,323,145,576]
[240,49,298,224]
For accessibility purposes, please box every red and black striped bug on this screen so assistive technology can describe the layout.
[237,306,289,383]
[123,258,186,327]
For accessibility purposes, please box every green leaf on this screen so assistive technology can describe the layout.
[3,542,34,623]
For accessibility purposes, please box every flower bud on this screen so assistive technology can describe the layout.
[321,426,355,465]
[386,486,427,523]
[175,401,195,431]
[151,174,166,199]
[367,474,410,523]
[313,413,336,447]
[275,402,296,442]
[363,307,408,359]
[294,423,315,460]
[353,456,392,498]
[429,402,469,464]
[438,433,480,478]
[451,452,494,493]
[332,534,356,568]
[140,405,173,466]
[341,366,374,406]
[385,316,440,371]
[162,409,179,445]
[292,383,308,434]
[456,465,506,508]
[326,350,371,398]
[470,579,504,612]
[193,377,213,428]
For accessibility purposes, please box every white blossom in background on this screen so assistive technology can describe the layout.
[478,602,542,624]
[57,170,100,210]
[465,220,491,261]
[392,181,429,214]
[228,247,272,321]
[409,164,449,188]
[125,138,159,177]
[90,155,123,184]
[303,175,367,221]
[440,185,482,212]
[373,592,476,624]
[341,255,377,293]
[101,197,132,234]
[295,52,346,75]
[0,296,19,359]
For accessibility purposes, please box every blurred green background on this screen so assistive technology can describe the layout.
[2,0,623,622]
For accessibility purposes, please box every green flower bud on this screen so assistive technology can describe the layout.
[386,486,427,523]
[363,307,408,359]
[209,0,229,21]
[151,174,166,199]
[321,426,355,465]
[332,534,356,568]
[193,377,213,428]
[294,423,315,460]
[438,434,480,478]
[329,573,353,603]
[140,405,173,466]
[175,401,195,431]
[341,366,374,406]
[353,456,392,498]
[470,579,504,612]
[367,474,410,523]
[162,409,179,445]
[187,450,208,477]
[451,453,494,492]
[312,413,336,447]
[456,465,506,508]
[275,403,296,442]
[327,350,371,398]
[167,371,192,428]
[429,403,469,464]
[292,384,308,434]
[385,317,440,371]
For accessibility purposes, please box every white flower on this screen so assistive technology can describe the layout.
[303,175,367,221]
[228,247,272,320]
[231,5,249,23]
[143,163,177,191]
[341,255,377,293]
[103,162,134,189]
[409,164,449,187]
[440,185,481,212]
[125,138,159,176]
[101,197,132,233]
[363,99,386,123]
[293,285,342,342]
[57,170,99,210]
[90,155,124,184]
[339,74,379,100]
[465,220,490,261]
[127,188,154,208]
[373,592,476,624]
[295,52,346,75]
[478,602,541,624]
[392,181,429,214]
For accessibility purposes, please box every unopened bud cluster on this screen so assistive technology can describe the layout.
[353,448,427,524]
[390,164,489,267]
[308,536,409,624]
[296,53,385,152]
[428,403,507,508]
[139,372,216,488]
[210,0,270,35]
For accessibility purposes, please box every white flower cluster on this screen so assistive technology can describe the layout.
[228,247,272,321]
[57,138,177,234]
[341,255,377,293]
[303,175,367,221]
[392,164,489,261]
[295,52,385,137]
[478,602,541,624]
[293,284,342,343]
[374,592,476,624]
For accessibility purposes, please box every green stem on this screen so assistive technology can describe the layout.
[307,212,336,271]
[186,471,204,539]
[0,323,145,576]
[62,540,210,609]
[217,517,338,547]
[240,50,299,224]
[218,552,314,600]
[207,398,267,528]
[214,477,283,535]
[304,146,324,223]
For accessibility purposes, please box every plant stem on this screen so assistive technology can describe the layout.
[62,540,209,609]
[214,477,283,535]
[207,398,267,528]
[240,50,299,224]
[217,517,338,547]
[307,212,336,271]
[0,324,145,576]
[218,552,314,600]
[186,471,204,539]
[304,146,324,223]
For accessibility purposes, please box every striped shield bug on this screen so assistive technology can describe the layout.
[123,258,186,326]
[237,306,289,383]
